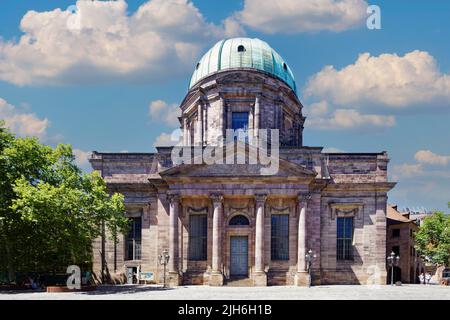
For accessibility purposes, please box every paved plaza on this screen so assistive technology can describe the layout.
[0,284,448,300]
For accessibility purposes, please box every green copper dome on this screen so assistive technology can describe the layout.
[189,38,297,95]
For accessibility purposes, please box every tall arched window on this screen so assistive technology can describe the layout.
[229,215,250,226]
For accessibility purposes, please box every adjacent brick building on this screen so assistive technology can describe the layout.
[386,205,425,284]
[90,38,396,286]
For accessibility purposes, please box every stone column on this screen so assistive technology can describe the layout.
[203,102,207,144]
[295,192,311,286]
[210,193,224,286]
[219,96,225,145]
[253,194,268,286]
[183,117,189,146]
[168,193,181,285]
[254,95,260,130]
[254,94,260,148]
[227,105,232,131]
[197,103,203,146]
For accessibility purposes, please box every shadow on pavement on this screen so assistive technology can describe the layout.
[81,285,174,295]
[0,289,46,295]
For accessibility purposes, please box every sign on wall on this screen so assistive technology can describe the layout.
[140,272,154,282]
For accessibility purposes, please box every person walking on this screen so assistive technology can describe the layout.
[419,273,425,285]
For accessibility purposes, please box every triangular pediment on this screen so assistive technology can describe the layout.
[160,152,316,179]
[160,162,313,178]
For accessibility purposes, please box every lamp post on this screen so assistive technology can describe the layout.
[305,249,316,287]
[386,251,400,286]
[158,249,170,288]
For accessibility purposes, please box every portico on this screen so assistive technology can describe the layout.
[150,157,319,286]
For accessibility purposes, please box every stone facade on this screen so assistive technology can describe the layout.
[89,39,396,286]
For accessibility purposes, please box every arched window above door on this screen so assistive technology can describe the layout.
[229,215,250,226]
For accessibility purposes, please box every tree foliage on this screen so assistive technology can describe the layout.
[415,211,450,266]
[0,121,128,279]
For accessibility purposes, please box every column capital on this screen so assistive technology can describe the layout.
[297,192,312,205]
[167,193,180,204]
[210,193,224,204]
[255,193,268,204]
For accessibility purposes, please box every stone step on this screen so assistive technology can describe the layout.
[225,277,253,287]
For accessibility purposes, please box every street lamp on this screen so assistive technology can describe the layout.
[305,249,317,287]
[386,251,400,286]
[158,249,170,288]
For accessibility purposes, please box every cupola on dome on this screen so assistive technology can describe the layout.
[189,38,297,95]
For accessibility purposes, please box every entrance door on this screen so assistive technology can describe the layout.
[230,236,248,277]
[126,267,136,284]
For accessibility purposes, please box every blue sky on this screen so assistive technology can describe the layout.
[0,0,449,212]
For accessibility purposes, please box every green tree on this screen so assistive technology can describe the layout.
[415,211,450,266]
[0,122,129,283]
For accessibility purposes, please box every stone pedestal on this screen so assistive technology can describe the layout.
[294,271,310,286]
[252,271,267,286]
[168,272,182,287]
[209,272,224,286]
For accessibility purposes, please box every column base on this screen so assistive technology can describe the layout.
[168,272,182,287]
[295,271,310,286]
[209,272,224,286]
[252,271,267,286]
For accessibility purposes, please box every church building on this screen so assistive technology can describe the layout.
[90,38,396,286]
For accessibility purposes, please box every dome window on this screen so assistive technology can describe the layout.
[196,62,200,70]
[283,63,288,71]
[237,45,246,53]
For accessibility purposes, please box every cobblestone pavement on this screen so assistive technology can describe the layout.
[0,284,449,300]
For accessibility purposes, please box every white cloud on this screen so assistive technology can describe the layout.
[235,0,367,34]
[306,108,395,130]
[0,0,244,86]
[73,148,91,166]
[391,149,450,181]
[304,100,329,117]
[305,50,450,109]
[153,129,182,147]
[391,163,424,180]
[0,97,49,139]
[414,150,450,166]
[73,148,93,172]
[148,100,180,127]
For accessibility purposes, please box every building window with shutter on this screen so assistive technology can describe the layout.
[336,217,353,261]
[125,217,142,261]
[189,214,207,261]
[271,214,289,261]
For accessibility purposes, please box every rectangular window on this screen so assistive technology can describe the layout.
[125,217,142,261]
[231,112,249,131]
[336,217,353,261]
[392,229,400,238]
[271,214,289,261]
[189,214,207,261]
[232,112,249,142]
